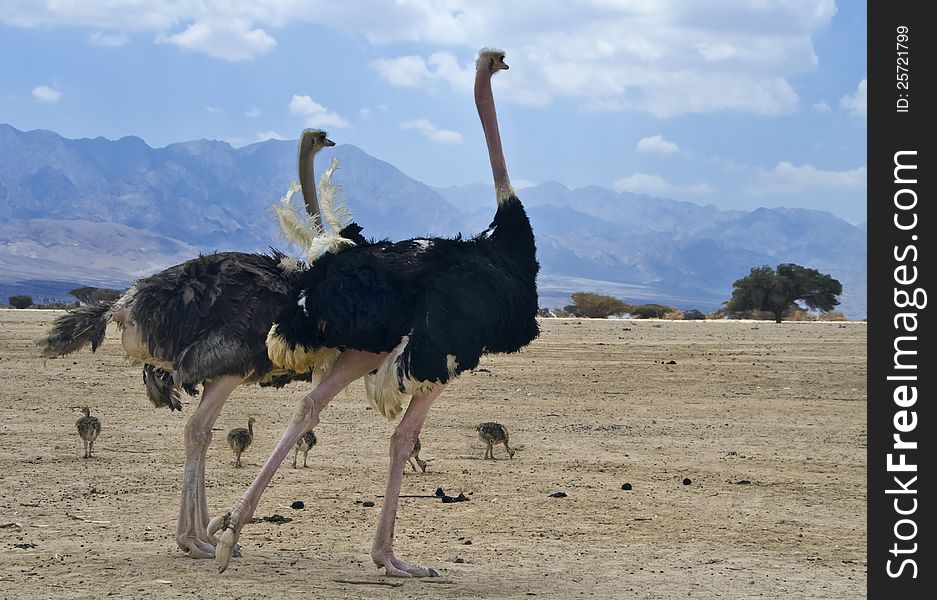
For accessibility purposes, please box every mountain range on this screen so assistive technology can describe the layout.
[0,124,866,318]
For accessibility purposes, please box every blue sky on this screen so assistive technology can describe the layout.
[0,1,866,223]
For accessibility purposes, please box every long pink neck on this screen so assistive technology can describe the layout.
[475,67,513,203]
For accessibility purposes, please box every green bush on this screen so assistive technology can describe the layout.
[564,292,633,318]
[8,295,33,309]
[630,303,675,319]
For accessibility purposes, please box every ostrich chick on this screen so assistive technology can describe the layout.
[76,407,101,459]
[292,430,317,469]
[477,422,515,459]
[408,436,428,473]
[227,417,255,468]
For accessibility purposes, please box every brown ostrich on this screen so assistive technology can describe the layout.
[227,417,255,468]
[476,422,515,459]
[37,130,341,559]
[76,407,101,459]
[407,436,428,473]
[292,430,317,468]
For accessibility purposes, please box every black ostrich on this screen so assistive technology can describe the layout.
[37,130,342,559]
[210,48,538,578]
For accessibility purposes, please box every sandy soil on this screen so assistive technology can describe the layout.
[0,309,866,599]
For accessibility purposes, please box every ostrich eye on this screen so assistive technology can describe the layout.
[499,55,505,62]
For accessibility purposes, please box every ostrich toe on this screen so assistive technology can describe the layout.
[372,551,439,578]
[179,537,216,559]
[211,507,249,573]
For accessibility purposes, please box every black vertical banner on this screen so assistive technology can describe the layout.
[868,2,934,598]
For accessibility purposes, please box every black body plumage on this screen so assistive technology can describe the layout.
[129,250,300,386]
[39,248,322,408]
[273,195,539,387]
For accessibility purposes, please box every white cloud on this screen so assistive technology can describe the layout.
[157,17,276,62]
[513,179,536,190]
[614,173,712,196]
[2,1,837,115]
[749,161,866,194]
[371,52,473,91]
[88,31,128,47]
[32,85,62,103]
[289,95,349,128]
[812,100,831,112]
[359,104,388,119]
[840,79,867,118]
[636,135,680,155]
[256,131,285,141]
[244,107,262,118]
[400,118,462,144]
[205,105,223,114]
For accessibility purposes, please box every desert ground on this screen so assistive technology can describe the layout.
[0,309,866,599]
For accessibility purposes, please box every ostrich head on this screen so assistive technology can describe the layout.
[476,48,509,73]
[299,129,335,153]
[81,407,91,417]
[298,129,335,222]
[247,416,256,426]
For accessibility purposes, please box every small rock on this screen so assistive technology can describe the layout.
[290,500,305,509]
[463,540,472,545]
[453,556,465,563]
[435,487,446,497]
[666,360,677,365]
[736,480,752,485]
[621,483,633,491]
[549,492,567,498]
[13,543,37,549]
[362,501,375,508]
[682,478,692,485]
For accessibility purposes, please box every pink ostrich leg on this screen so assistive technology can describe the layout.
[210,350,386,572]
[177,374,244,558]
[370,385,446,577]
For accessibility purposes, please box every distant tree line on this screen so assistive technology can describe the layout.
[540,263,845,323]
[5,286,124,310]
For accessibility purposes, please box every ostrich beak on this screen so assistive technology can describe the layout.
[324,138,336,147]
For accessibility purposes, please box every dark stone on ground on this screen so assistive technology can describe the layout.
[291,500,305,509]
[621,483,633,490]
[549,491,568,498]
[682,478,692,485]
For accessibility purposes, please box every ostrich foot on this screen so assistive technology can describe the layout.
[209,502,250,573]
[372,550,439,578]
[177,536,217,559]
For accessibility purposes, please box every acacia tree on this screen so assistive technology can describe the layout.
[69,286,123,304]
[565,292,633,318]
[724,263,843,323]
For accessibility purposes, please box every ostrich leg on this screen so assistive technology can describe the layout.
[370,385,446,577]
[177,375,243,558]
[211,350,386,572]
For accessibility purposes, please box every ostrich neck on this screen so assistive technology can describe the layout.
[475,68,513,203]
[299,146,322,224]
